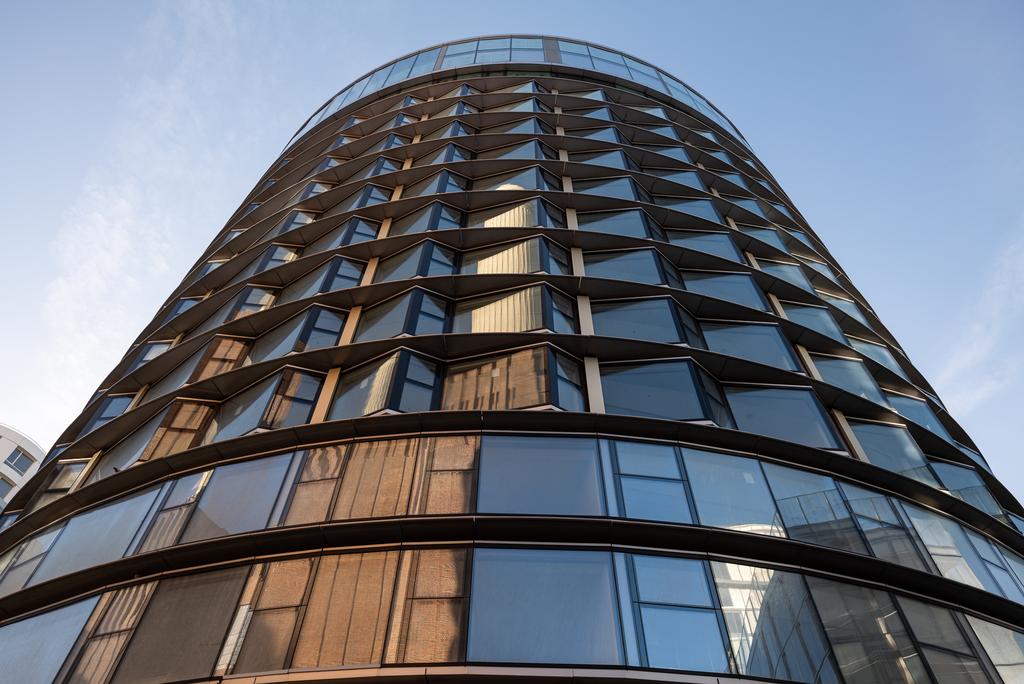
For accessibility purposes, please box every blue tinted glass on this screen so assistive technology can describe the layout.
[658,198,720,223]
[683,272,767,310]
[782,303,846,342]
[586,250,671,285]
[621,477,692,523]
[849,338,908,379]
[601,361,705,421]
[813,355,886,405]
[615,441,681,478]
[634,555,712,605]
[888,394,954,443]
[409,48,440,77]
[725,387,840,449]
[578,209,652,238]
[479,436,604,515]
[685,449,784,536]
[668,231,741,261]
[469,548,622,664]
[592,299,685,344]
[759,260,814,292]
[702,323,799,370]
[849,421,937,485]
[640,606,728,671]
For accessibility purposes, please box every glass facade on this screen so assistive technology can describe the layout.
[1,35,1018,684]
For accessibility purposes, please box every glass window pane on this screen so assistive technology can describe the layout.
[840,483,930,571]
[888,394,955,443]
[330,354,398,419]
[578,209,653,238]
[711,562,839,683]
[615,440,682,478]
[806,577,928,684]
[725,387,840,449]
[762,463,867,554]
[111,566,248,684]
[355,293,413,341]
[442,348,550,411]
[468,548,622,664]
[683,271,767,310]
[601,360,706,421]
[782,303,846,343]
[703,323,799,370]
[903,503,995,592]
[668,230,742,261]
[759,260,814,292]
[180,454,291,543]
[592,298,685,344]
[896,596,973,655]
[967,616,1024,682]
[634,554,712,606]
[0,596,98,684]
[478,435,604,515]
[685,449,784,537]
[462,238,544,275]
[453,287,545,333]
[249,314,305,362]
[621,477,691,523]
[813,354,885,402]
[931,461,1002,516]
[586,250,672,286]
[849,421,937,485]
[640,605,728,671]
[850,338,908,380]
[32,487,160,584]
[209,376,277,442]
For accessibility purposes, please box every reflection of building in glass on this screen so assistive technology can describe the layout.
[1,35,1022,684]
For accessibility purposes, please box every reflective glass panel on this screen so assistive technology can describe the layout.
[601,360,706,421]
[478,436,604,515]
[468,548,622,664]
[812,355,886,405]
[702,323,800,370]
[682,271,767,310]
[848,421,938,486]
[685,449,784,537]
[725,387,840,449]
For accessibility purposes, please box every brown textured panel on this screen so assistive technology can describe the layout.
[191,337,250,383]
[110,566,248,684]
[232,607,298,675]
[257,558,313,609]
[426,435,478,471]
[135,506,191,553]
[301,445,346,481]
[400,597,465,663]
[283,479,335,526]
[441,348,548,411]
[292,551,398,668]
[95,583,154,634]
[65,632,130,684]
[412,549,467,598]
[138,402,214,462]
[332,439,417,520]
[391,549,468,663]
[421,470,473,515]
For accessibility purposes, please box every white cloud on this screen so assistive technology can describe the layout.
[5,2,265,450]
[934,216,1024,417]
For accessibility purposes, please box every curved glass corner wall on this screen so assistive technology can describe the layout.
[1,34,1020,684]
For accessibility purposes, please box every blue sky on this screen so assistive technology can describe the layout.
[1,1,1021,494]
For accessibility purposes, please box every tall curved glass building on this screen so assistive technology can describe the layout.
[3,35,1023,684]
